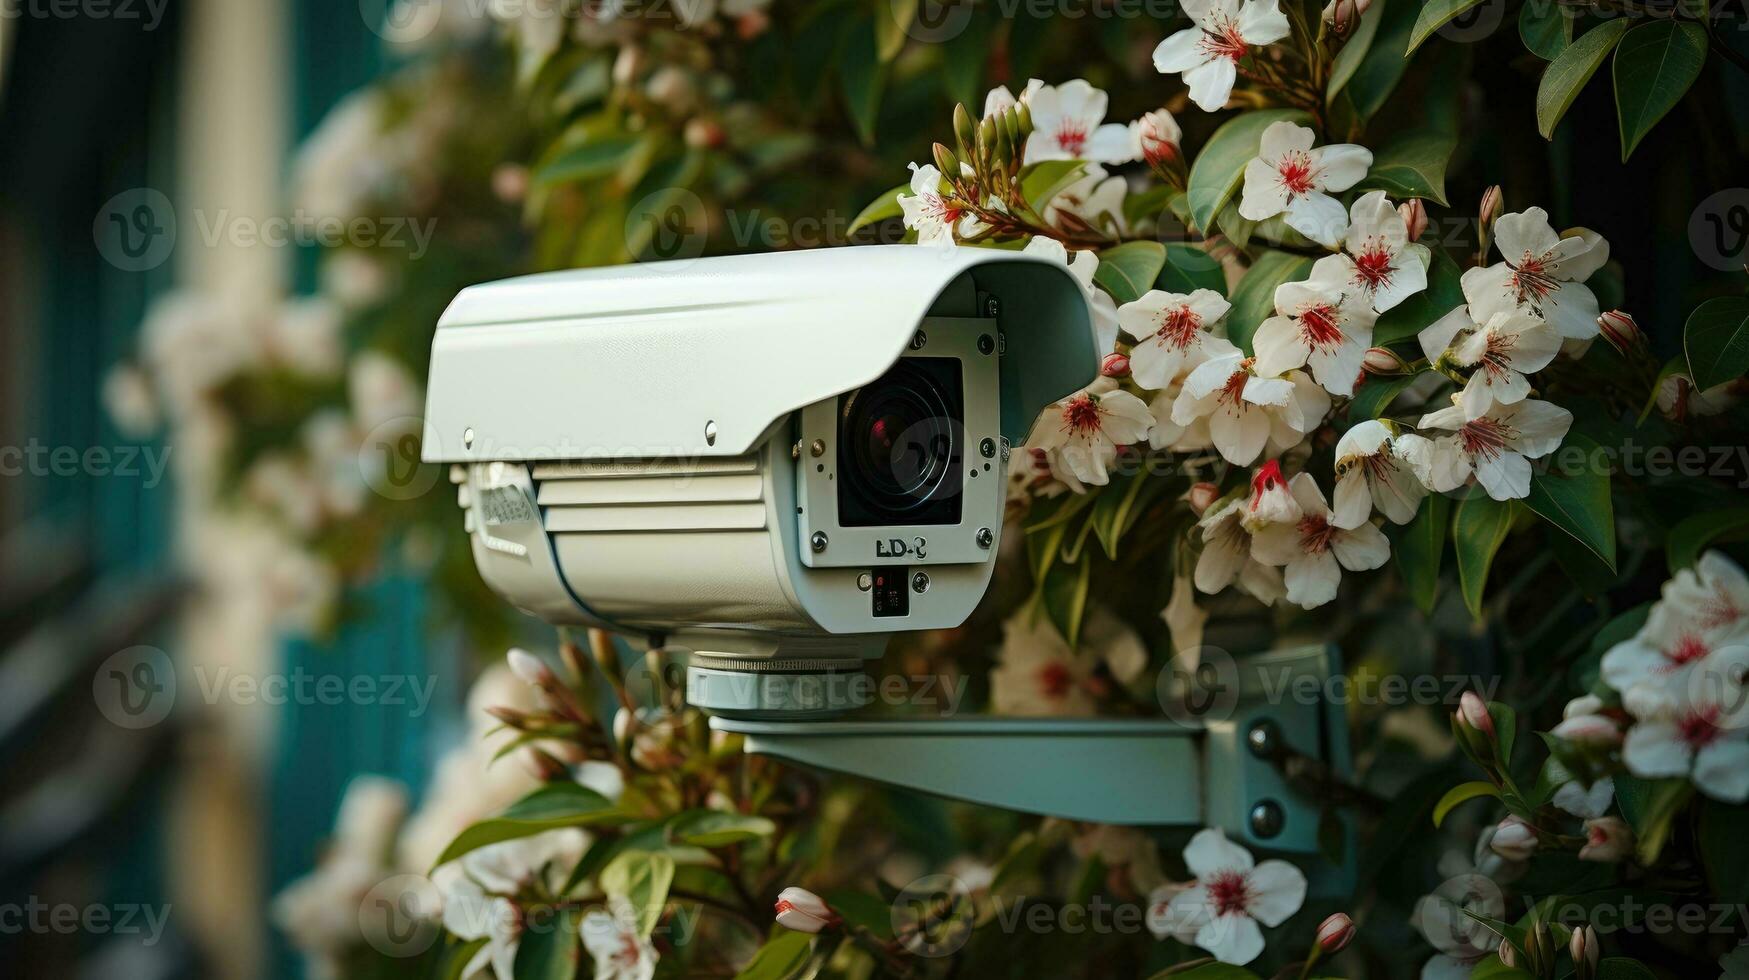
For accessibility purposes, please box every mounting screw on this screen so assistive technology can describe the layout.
[1247,720,1281,759]
[791,441,801,460]
[462,427,475,448]
[977,333,995,355]
[979,437,996,459]
[810,531,828,553]
[909,330,928,350]
[984,296,1000,318]
[704,420,718,446]
[810,438,827,458]
[911,571,930,594]
[1249,800,1285,839]
[857,572,873,591]
[976,527,993,549]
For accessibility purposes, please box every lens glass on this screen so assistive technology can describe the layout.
[837,357,963,526]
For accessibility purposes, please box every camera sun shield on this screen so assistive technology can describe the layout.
[796,316,1003,569]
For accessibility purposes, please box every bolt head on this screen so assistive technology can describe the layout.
[810,438,826,458]
[979,438,996,459]
[976,527,993,549]
[909,330,927,350]
[810,531,828,553]
[1249,800,1285,839]
[1247,720,1281,758]
[977,333,995,355]
[911,571,930,594]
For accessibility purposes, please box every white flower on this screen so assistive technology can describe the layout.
[1415,395,1572,501]
[1024,235,1120,354]
[1193,498,1284,598]
[1418,305,1562,416]
[1173,337,1330,466]
[1413,877,1500,980]
[102,365,160,437]
[582,901,659,980]
[1332,419,1432,527]
[1247,459,1301,526]
[1238,122,1373,247]
[266,299,344,378]
[437,830,587,979]
[348,350,422,435]
[1147,384,1213,452]
[991,612,1098,716]
[1022,78,1136,164]
[1250,473,1389,608]
[1553,776,1614,820]
[1043,163,1129,237]
[1655,371,1740,420]
[1623,697,1749,803]
[1155,828,1306,965]
[1489,816,1538,861]
[1253,261,1379,395]
[1118,288,1231,390]
[1031,379,1154,487]
[1462,206,1611,341]
[1325,191,1429,312]
[898,163,980,246]
[982,79,1042,119]
[1663,551,1749,634]
[1152,0,1291,112]
[1600,604,1749,715]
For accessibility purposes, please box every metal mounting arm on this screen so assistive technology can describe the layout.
[709,646,1353,858]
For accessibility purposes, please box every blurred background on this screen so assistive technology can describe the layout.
[2,1,1748,978]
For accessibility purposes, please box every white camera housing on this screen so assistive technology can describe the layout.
[422,245,1096,710]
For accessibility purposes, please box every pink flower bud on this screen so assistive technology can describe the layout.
[491,164,529,205]
[1570,924,1599,977]
[1316,912,1356,954]
[1186,482,1219,515]
[1137,109,1182,170]
[1398,199,1429,241]
[1362,346,1407,375]
[774,887,838,933]
[1597,310,1643,354]
[1551,712,1621,748]
[1579,816,1632,863]
[1458,691,1495,741]
[1490,816,1538,861]
[1247,460,1299,525]
[1101,352,1131,378]
[684,117,725,150]
[1479,186,1504,227]
[1322,0,1355,31]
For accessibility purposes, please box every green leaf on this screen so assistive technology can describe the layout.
[1227,250,1313,353]
[1373,249,1464,345]
[1156,243,1228,297]
[1348,374,1418,421]
[1093,241,1167,305]
[1356,130,1455,205]
[840,17,883,145]
[432,784,620,869]
[599,850,676,939]
[1433,780,1502,827]
[535,135,642,185]
[1408,0,1488,54]
[1613,21,1708,160]
[1089,470,1169,561]
[848,182,909,234]
[1519,0,1573,60]
[1486,700,1519,769]
[512,906,582,980]
[1327,0,1386,100]
[1536,18,1632,139]
[1665,506,1749,571]
[669,810,777,848]
[1184,109,1311,236]
[1525,434,1616,570]
[1019,159,1087,212]
[1038,555,1091,647]
[1346,0,1425,121]
[1614,775,1693,864]
[1596,959,1657,980]
[1395,491,1451,614]
[733,928,814,980]
[1453,495,1516,621]
[1683,295,1749,391]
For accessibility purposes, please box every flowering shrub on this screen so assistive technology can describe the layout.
[107,0,1749,977]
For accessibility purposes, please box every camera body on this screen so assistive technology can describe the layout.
[422,245,1096,713]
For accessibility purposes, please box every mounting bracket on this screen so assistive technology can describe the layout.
[710,645,1354,861]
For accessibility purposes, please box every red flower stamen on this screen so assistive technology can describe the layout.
[1062,395,1103,434]
[1197,17,1249,63]
[1297,304,1344,349]
[1156,305,1204,349]
[1055,124,1089,157]
[1038,662,1073,698]
[1351,241,1395,293]
[1679,704,1725,749]
[1459,417,1515,461]
[1276,151,1315,197]
[1206,870,1252,917]
[1298,514,1336,554]
[1511,253,1560,304]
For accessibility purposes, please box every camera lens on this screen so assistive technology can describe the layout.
[837,358,963,526]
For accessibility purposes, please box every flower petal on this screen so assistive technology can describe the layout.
[1183,827,1255,877]
[1245,860,1307,927]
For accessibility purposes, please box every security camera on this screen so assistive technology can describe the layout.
[421,245,1097,718]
